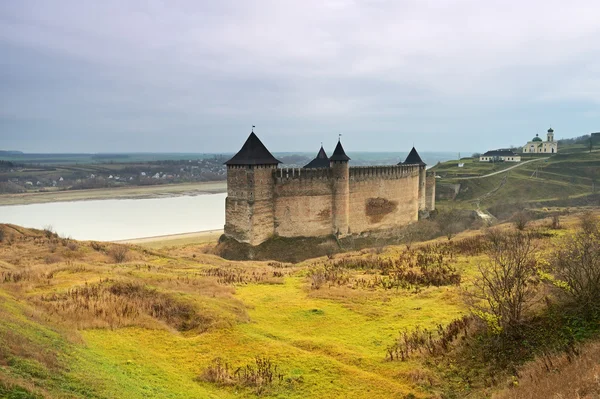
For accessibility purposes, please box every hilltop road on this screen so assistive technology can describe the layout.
[455,157,549,180]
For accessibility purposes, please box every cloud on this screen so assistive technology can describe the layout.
[1,0,599,153]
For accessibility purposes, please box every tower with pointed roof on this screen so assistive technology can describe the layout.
[330,139,351,236]
[224,130,281,245]
[401,147,428,212]
[304,145,330,168]
[222,130,435,248]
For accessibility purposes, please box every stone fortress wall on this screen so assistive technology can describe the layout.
[226,163,435,245]
[223,132,436,246]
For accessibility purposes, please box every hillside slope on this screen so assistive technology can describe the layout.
[433,151,599,210]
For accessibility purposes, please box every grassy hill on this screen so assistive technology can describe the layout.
[432,148,599,212]
[2,213,600,399]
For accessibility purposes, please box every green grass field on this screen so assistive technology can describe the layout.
[432,149,599,210]
[1,212,599,398]
[0,223,488,399]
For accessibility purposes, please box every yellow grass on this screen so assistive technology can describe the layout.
[0,213,599,398]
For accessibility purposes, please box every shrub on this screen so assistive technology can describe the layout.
[550,214,561,229]
[552,214,600,317]
[307,263,350,290]
[198,356,286,393]
[43,225,56,239]
[469,230,539,335]
[44,254,62,264]
[386,316,472,361]
[436,209,463,241]
[109,246,129,263]
[90,241,104,252]
[0,228,4,243]
[512,211,530,231]
[308,268,327,290]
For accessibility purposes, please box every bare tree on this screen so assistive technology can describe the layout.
[552,214,600,316]
[512,210,530,231]
[470,230,539,335]
[437,209,463,241]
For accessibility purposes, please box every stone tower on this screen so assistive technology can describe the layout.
[403,147,427,212]
[224,131,280,245]
[330,139,350,236]
[547,127,554,142]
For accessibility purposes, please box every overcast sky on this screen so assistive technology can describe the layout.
[1,0,599,154]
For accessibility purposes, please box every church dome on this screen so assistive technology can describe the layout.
[548,127,554,133]
[532,134,542,142]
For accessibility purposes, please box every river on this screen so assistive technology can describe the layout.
[0,193,226,241]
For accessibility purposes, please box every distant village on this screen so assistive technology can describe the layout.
[0,158,228,194]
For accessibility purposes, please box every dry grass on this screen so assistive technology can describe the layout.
[1,213,600,399]
[493,341,600,399]
[34,280,215,331]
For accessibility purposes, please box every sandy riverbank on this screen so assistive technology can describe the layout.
[115,229,224,249]
[0,181,227,206]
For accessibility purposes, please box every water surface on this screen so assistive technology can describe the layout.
[0,194,226,241]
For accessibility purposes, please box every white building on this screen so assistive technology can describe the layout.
[480,149,521,162]
[522,128,558,154]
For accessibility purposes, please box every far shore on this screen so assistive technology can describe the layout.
[0,181,227,206]
[115,229,224,248]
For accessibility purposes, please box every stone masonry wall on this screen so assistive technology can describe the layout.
[273,168,333,237]
[225,164,428,244]
[225,165,276,245]
[425,173,436,211]
[418,166,427,211]
[348,165,420,234]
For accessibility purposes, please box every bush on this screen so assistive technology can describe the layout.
[436,209,463,241]
[43,225,56,239]
[512,211,530,231]
[308,268,327,290]
[469,230,539,335]
[109,246,129,263]
[198,356,286,394]
[552,214,600,317]
[90,241,104,252]
[550,214,561,229]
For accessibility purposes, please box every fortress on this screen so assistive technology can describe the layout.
[224,131,436,245]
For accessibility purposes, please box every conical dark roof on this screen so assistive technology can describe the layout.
[304,146,330,168]
[401,147,426,166]
[225,132,281,166]
[329,140,350,162]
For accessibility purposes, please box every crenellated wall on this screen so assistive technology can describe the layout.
[224,163,433,245]
[348,165,420,234]
[273,167,334,237]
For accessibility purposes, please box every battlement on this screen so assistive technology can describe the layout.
[274,167,331,182]
[349,164,420,180]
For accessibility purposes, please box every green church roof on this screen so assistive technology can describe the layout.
[532,134,542,142]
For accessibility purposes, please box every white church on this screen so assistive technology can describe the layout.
[522,128,558,154]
